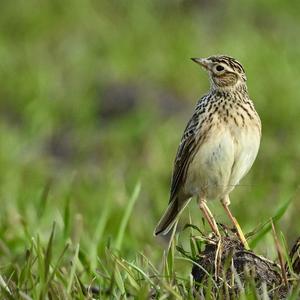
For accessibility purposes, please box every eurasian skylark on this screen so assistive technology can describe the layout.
[154,55,261,247]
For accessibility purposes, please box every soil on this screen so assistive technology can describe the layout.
[191,233,300,299]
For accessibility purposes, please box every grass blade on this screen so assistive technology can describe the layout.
[113,264,126,296]
[250,196,293,248]
[90,204,110,271]
[115,182,141,251]
[67,243,80,295]
[44,222,56,282]
[37,180,52,219]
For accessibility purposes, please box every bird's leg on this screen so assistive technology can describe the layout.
[221,196,249,249]
[199,198,220,238]
[199,198,222,279]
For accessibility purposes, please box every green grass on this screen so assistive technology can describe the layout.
[1,212,299,299]
[0,0,300,298]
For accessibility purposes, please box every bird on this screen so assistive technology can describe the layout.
[154,55,261,248]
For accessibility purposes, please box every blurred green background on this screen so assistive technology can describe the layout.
[1,0,300,265]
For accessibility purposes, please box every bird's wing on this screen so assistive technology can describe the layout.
[169,95,210,202]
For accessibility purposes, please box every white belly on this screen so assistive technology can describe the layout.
[185,125,260,200]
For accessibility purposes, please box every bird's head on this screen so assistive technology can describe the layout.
[191,55,247,91]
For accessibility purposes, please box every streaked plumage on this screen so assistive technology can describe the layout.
[154,55,261,245]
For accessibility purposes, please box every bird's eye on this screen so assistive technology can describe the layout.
[216,65,224,72]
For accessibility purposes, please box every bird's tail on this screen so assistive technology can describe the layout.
[154,198,190,236]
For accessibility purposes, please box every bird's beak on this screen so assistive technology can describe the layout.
[191,58,211,70]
